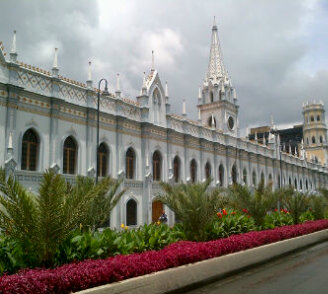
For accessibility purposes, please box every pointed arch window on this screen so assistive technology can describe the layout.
[294,178,298,189]
[126,199,137,226]
[205,162,211,180]
[63,136,77,174]
[190,159,197,183]
[153,151,162,181]
[98,143,109,177]
[231,164,237,184]
[210,91,214,103]
[173,156,180,183]
[300,180,303,191]
[312,136,316,144]
[320,136,323,143]
[219,164,224,187]
[21,129,39,171]
[126,147,135,179]
[268,174,273,183]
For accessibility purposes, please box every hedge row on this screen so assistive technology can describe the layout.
[1,220,328,294]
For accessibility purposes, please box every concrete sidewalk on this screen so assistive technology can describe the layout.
[76,229,328,294]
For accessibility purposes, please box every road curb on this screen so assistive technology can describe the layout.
[75,229,328,294]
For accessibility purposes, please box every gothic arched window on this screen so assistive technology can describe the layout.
[294,178,298,189]
[261,172,265,183]
[231,164,237,184]
[21,129,39,171]
[153,151,162,181]
[219,164,224,187]
[300,180,303,191]
[63,136,77,174]
[312,136,316,144]
[126,199,137,226]
[205,162,211,180]
[126,147,135,179]
[311,116,314,122]
[97,142,109,177]
[190,159,197,183]
[320,136,323,143]
[173,156,180,183]
[317,115,320,121]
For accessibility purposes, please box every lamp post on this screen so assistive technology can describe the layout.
[96,79,109,184]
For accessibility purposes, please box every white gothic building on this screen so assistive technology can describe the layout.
[0,22,327,228]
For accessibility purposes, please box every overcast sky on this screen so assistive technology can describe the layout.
[1,0,328,133]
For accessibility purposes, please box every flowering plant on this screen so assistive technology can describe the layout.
[1,220,327,294]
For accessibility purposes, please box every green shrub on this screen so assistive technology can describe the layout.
[263,209,293,229]
[205,209,256,240]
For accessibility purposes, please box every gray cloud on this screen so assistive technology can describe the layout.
[0,0,327,132]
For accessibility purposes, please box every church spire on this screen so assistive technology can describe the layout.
[207,17,226,83]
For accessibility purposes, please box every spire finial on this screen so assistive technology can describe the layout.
[165,81,168,97]
[151,50,155,71]
[52,48,59,77]
[11,30,17,54]
[86,61,93,89]
[87,61,92,81]
[53,48,58,68]
[213,16,217,30]
[141,72,147,95]
[182,99,186,117]
[198,107,201,121]
[116,73,121,98]
[198,87,202,100]
[10,30,18,62]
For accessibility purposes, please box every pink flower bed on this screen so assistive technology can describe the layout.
[1,220,328,294]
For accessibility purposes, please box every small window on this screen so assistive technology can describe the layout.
[190,159,197,183]
[21,129,39,171]
[243,169,247,184]
[312,136,316,144]
[173,156,180,183]
[126,147,135,179]
[205,162,211,180]
[252,171,257,186]
[126,199,137,226]
[210,91,214,103]
[219,164,224,187]
[63,136,77,174]
[320,136,323,143]
[153,151,162,181]
[97,143,109,177]
[317,115,320,121]
[311,116,314,122]
[306,137,309,145]
[231,164,237,184]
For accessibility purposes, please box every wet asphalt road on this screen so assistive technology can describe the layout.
[184,241,328,294]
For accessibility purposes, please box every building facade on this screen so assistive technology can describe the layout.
[1,23,328,228]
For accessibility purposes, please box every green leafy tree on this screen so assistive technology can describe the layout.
[228,181,278,228]
[158,179,228,241]
[0,169,125,267]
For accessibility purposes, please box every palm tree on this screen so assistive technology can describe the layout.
[159,179,228,241]
[0,169,125,266]
[228,181,278,228]
[279,188,310,224]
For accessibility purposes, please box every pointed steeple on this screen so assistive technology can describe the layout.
[207,17,226,83]
[52,48,59,77]
[10,30,17,62]
[116,73,121,98]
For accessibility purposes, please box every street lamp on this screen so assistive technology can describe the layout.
[96,78,109,184]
